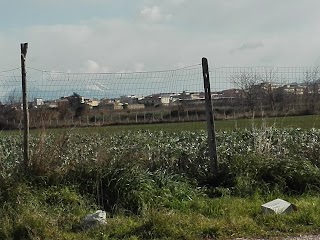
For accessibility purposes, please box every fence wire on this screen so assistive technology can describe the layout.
[210,66,320,118]
[0,65,319,129]
[0,64,206,128]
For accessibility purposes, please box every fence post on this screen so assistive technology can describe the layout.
[21,43,29,170]
[202,57,218,175]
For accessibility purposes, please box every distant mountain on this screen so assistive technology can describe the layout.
[0,84,124,103]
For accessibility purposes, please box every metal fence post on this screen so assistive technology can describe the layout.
[202,57,218,175]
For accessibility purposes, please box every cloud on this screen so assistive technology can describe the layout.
[85,60,100,72]
[237,42,264,51]
[2,0,320,74]
[140,6,172,23]
[81,60,110,73]
[85,60,101,73]
[18,18,198,72]
[230,41,264,54]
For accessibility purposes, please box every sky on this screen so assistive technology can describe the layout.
[1,0,320,73]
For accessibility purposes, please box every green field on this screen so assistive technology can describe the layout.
[23,114,320,135]
[60,115,320,133]
[2,115,320,136]
[2,115,320,239]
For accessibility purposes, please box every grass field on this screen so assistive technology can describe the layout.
[1,115,320,239]
[64,114,320,133]
[2,114,320,136]
[22,114,320,135]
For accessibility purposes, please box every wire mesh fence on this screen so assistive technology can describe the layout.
[0,64,206,129]
[0,64,319,129]
[210,66,320,119]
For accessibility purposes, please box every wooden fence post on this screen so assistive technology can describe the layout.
[202,57,218,175]
[21,43,29,170]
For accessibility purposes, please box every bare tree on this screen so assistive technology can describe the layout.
[68,92,86,118]
[260,68,278,112]
[6,89,22,106]
[231,69,262,117]
[304,67,320,113]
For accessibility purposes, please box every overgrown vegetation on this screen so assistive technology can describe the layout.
[1,127,320,239]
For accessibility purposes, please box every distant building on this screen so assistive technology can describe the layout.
[127,104,145,110]
[33,98,44,107]
[57,98,69,108]
[211,92,223,99]
[44,100,59,109]
[281,84,305,95]
[176,91,205,106]
[221,89,243,98]
[85,99,100,108]
[139,93,171,107]
[99,99,123,110]
[120,95,140,105]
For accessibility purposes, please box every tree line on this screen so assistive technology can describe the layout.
[226,67,320,117]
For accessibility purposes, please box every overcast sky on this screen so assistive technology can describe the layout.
[1,0,320,73]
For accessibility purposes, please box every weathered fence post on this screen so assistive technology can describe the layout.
[21,43,29,170]
[202,57,218,175]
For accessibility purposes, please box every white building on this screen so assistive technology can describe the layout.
[33,98,44,107]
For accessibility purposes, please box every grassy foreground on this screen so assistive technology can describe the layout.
[2,186,320,239]
[1,127,320,239]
